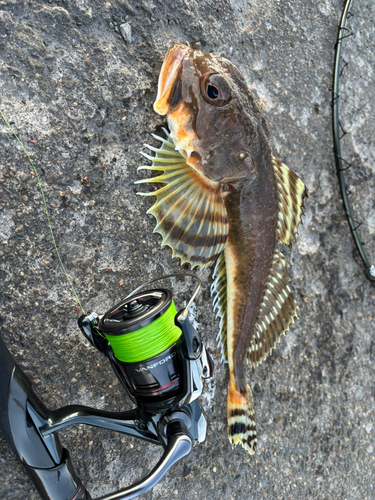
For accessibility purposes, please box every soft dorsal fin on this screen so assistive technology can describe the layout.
[273,157,307,246]
[136,129,228,269]
[210,252,228,364]
[247,160,305,366]
[248,250,297,367]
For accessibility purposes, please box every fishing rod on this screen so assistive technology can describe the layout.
[0,112,213,499]
[332,0,375,283]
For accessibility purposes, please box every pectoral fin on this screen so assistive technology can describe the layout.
[136,129,228,269]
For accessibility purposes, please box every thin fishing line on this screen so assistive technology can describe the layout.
[0,108,85,313]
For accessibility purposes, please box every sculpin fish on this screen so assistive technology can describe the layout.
[136,44,306,454]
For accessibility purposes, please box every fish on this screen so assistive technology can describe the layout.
[136,44,306,454]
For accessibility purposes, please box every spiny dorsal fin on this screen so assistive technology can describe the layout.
[248,250,297,367]
[210,252,228,364]
[136,129,228,269]
[273,157,306,246]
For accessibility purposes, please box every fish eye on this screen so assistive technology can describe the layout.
[201,74,231,107]
[207,84,219,100]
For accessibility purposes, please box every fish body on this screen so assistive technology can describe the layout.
[136,44,306,454]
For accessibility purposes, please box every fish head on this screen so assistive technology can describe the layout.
[154,43,270,185]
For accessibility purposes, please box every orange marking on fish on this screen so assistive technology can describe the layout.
[154,44,190,115]
[227,383,247,406]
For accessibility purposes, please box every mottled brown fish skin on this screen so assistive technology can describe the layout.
[223,141,279,453]
[152,43,302,454]
[225,159,278,395]
[156,43,279,392]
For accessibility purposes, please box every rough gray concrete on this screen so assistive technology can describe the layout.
[0,1,374,499]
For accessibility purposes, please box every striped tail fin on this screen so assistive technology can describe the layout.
[227,382,257,455]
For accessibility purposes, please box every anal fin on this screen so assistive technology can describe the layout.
[210,252,228,363]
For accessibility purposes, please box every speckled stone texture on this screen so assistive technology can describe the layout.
[0,1,374,499]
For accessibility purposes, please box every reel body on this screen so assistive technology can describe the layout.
[79,286,213,437]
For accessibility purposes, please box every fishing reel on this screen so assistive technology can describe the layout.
[0,274,213,500]
[79,274,213,444]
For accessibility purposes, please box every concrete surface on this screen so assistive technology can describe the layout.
[0,0,374,499]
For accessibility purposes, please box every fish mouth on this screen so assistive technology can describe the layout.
[176,147,215,183]
[154,44,191,116]
[220,173,248,183]
[183,149,246,186]
[171,145,220,187]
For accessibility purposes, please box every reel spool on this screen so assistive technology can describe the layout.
[98,289,183,404]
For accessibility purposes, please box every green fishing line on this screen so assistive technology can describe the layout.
[0,108,85,314]
[106,301,182,363]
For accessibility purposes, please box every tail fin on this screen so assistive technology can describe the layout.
[227,383,257,455]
